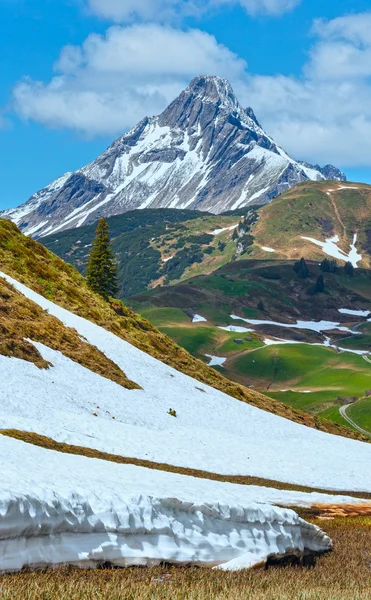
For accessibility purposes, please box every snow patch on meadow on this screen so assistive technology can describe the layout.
[192,314,207,323]
[301,234,362,268]
[230,314,356,334]
[205,355,226,367]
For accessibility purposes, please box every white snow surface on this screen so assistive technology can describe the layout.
[218,325,255,333]
[1,272,371,494]
[302,234,362,268]
[339,308,370,317]
[210,224,239,236]
[192,314,207,323]
[2,272,371,571]
[205,355,227,367]
[230,314,355,334]
[261,247,276,253]
[0,435,337,573]
[262,337,369,356]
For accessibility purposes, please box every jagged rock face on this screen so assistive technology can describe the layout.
[1,76,346,238]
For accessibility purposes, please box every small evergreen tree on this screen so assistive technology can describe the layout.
[329,259,338,273]
[314,274,325,294]
[344,261,354,277]
[293,257,310,278]
[257,299,265,311]
[320,258,331,273]
[86,218,118,299]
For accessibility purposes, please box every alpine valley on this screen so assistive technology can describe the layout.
[1,72,371,598]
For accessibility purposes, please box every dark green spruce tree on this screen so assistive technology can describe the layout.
[86,218,118,299]
[293,257,310,279]
[314,274,325,294]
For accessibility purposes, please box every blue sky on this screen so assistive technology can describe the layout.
[2,0,371,210]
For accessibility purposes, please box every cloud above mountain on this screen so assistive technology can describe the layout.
[11,11,371,167]
[13,25,246,136]
[86,0,300,22]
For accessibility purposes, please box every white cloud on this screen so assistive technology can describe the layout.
[11,12,371,168]
[13,24,246,136]
[86,0,300,22]
[218,0,300,16]
[235,12,371,167]
[86,0,193,23]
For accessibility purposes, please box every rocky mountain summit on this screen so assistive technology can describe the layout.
[2,76,345,238]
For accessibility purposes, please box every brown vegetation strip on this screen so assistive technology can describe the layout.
[0,219,368,443]
[0,277,139,389]
[0,517,370,600]
[2,429,370,501]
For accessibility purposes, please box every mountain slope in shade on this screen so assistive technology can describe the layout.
[1,76,345,238]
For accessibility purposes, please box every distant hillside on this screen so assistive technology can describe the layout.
[39,181,371,301]
[40,208,248,297]
[249,181,371,268]
[130,259,371,433]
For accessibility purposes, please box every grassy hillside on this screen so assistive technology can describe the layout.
[40,208,246,297]
[39,182,371,303]
[0,217,366,442]
[130,259,371,433]
[250,181,371,266]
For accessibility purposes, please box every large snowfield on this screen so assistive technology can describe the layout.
[0,272,370,572]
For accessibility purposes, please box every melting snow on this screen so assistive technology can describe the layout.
[0,433,336,573]
[261,247,275,253]
[205,355,227,367]
[262,337,369,356]
[218,325,254,333]
[192,314,207,323]
[230,314,356,334]
[302,234,362,268]
[1,272,371,570]
[210,224,239,236]
[2,272,371,491]
[339,308,370,317]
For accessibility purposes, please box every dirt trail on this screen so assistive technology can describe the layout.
[327,189,347,238]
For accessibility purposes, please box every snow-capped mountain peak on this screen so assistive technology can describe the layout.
[1,75,346,238]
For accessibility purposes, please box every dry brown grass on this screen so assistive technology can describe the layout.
[0,277,139,389]
[2,429,371,501]
[0,517,369,599]
[0,218,368,442]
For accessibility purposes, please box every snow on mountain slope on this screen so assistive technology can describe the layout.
[0,435,335,572]
[2,271,371,494]
[0,76,345,238]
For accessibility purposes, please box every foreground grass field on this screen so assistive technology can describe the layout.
[0,517,369,600]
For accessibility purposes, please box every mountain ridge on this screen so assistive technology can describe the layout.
[1,75,345,238]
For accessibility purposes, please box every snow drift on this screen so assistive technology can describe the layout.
[0,434,337,573]
[1,270,371,572]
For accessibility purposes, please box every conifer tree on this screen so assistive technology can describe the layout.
[320,258,331,273]
[293,257,310,278]
[344,261,354,277]
[314,274,325,293]
[86,218,118,299]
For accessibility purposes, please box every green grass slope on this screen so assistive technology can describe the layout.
[250,181,371,266]
[130,259,371,432]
